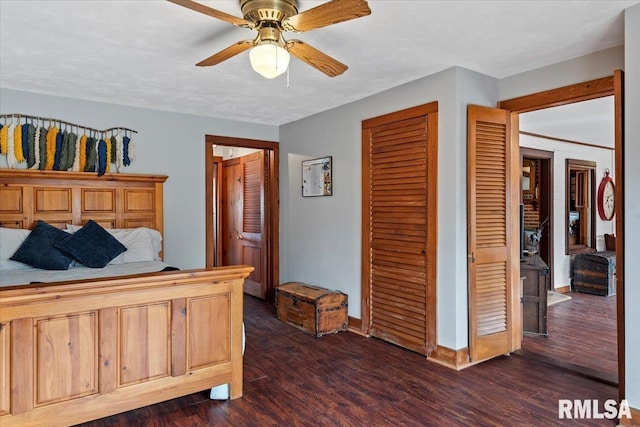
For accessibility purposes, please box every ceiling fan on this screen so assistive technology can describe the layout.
[168,0,371,78]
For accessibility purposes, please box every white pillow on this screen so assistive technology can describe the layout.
[66,225,162,264]
[0,227,32,270]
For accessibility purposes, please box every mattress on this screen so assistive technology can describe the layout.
[0,260,170,287]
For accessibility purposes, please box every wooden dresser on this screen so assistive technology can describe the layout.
[521,254,549,337]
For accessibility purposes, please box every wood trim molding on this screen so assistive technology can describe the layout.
[362,101,438,128]
[347,316,368,336]
[614,69,625,401]
[347,316,362,330]
[620,406,640,426]
[205,141,215,267]
[520,131,614,151]
[554,285,571,294]
[498,76,614,113]
[427,346,477,371]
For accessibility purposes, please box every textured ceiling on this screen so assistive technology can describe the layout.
[0,1,636,126]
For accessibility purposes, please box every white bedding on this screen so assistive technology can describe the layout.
[0,260,170,287]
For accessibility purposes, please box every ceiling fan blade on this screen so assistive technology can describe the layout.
[286,40,347,77]
[167,0,253,28]
[282,0,371,33]
[196,40,254,67]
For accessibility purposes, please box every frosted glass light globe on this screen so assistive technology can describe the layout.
[249,43,290,79]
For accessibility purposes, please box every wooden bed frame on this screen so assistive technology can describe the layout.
[0,170,250,426]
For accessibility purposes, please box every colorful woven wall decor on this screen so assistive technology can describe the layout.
[0,113,136,176]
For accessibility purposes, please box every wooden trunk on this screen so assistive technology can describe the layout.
[572,251,616,296]
[276,282,348,337]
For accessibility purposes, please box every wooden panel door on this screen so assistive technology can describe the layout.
[222,158,243,267]
[222,151,267,299]
[467,105,518,362]
[362,102,438,356]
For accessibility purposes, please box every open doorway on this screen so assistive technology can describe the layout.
[205,135,280,302]
[520,149,553,285]
[518,99,617,383]
[499,74,624,395]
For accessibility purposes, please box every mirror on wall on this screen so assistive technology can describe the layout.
[522,159,537,201]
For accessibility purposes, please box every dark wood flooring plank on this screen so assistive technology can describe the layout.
[522,291,617,377]
[77,294,618,427]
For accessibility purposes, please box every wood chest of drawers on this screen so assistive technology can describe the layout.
[521,254,549,337]
[276,282,348,337]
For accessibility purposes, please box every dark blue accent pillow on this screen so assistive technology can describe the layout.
[10,220,74,270]
[55,220,127,268]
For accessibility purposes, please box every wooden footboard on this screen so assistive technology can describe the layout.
[0,266,252,427]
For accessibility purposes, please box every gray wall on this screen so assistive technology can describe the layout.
[624,2,640,410]
[0,88,279,269]
[499,46,624,99]
[280,67,498,350]
[281,46,627,354]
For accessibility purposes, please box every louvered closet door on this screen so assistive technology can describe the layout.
[367,115,431,355]
[467,105,516,362]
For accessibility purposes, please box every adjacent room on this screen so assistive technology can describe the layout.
[517,97,618,383]
[1,1,640,426]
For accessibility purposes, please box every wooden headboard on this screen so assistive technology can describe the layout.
[0,170,167,234]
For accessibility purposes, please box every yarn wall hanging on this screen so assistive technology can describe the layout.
[0,113,137,177]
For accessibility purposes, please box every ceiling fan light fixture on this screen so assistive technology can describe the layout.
[249,42,290,79]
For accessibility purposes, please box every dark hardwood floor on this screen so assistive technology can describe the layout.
[522,291,617,381]
[79,295,618,427]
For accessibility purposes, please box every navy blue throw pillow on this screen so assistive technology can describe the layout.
[10,220,74,270]
[55,220,127,268]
